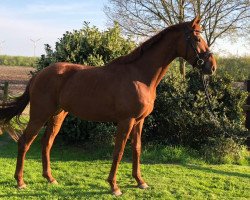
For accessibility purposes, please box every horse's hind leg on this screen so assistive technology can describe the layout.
[14,118,45,189]
[41,110,68,184]
[15,91,59,189]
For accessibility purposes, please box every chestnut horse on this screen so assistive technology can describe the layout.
[0,17,216,196]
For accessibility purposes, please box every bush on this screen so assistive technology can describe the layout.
[60,115,116,146]
[201,137,249,164]
[88,123,116,146]
[143,64,248,149]
[37,22,135,70]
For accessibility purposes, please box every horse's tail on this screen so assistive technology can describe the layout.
[0,77,33,141]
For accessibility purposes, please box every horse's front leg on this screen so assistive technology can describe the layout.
[131,119,148,189]
[107,118,135,196]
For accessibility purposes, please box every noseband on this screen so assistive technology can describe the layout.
[184,26,213,70]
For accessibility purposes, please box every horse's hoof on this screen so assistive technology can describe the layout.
[112,189,122,196]
[138,183,149,189]
[17,183,27,190]
[50,180,58,185]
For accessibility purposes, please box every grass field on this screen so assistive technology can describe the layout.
[0,133,249,200]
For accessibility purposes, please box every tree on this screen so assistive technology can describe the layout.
[105,0,250,76]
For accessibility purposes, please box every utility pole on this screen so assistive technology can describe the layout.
[30,38,41,57]
[0,41,5,55]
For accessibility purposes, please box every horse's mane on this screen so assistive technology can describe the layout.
[107,22,186,66]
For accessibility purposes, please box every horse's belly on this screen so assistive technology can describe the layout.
[63,101,117,122]
[59,85,118,122]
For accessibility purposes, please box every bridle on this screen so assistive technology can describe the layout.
[184,26,213,71]
[184,27,215,116]
[183,26,238,139]
[183,26,214,114]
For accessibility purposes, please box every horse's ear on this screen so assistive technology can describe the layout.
[191,16,201,27]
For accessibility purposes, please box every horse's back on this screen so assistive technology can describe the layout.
[58,64,120,121]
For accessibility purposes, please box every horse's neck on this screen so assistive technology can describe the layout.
[132,34,177,89]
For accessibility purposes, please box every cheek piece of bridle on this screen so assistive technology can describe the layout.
[184,26,213,71]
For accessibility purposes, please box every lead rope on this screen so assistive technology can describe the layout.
[201,75,214,116]
[200,74,238,139]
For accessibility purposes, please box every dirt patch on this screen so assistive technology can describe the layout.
[0,66,35,115]
[0,66,34,95]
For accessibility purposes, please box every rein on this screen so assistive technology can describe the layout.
[201,75,214,116]
[201,74,242,140]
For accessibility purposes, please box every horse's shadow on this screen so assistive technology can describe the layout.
[182,164,250,179]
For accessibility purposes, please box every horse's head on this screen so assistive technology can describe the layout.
[178,16,217,75]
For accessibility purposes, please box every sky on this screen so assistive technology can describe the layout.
[0,0,249,57]
[0,0,108,56]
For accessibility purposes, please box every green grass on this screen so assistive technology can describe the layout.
[0,133,249,200]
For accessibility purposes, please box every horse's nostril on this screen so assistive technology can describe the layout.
[212,66,216,72]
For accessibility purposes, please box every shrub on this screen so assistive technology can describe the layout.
[59,116,116,146]
[88,123,116,146]
[143,64,248,149]
[37,22,135,70]
[201,137,249,164]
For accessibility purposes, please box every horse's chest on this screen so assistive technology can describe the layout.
[131,83,155,118]
[135,97,154,118]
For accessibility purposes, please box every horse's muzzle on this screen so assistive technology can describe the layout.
[202,64,216,75]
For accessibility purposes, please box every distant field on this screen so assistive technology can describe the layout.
[0,55,38,67]
[0,65,34,96]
